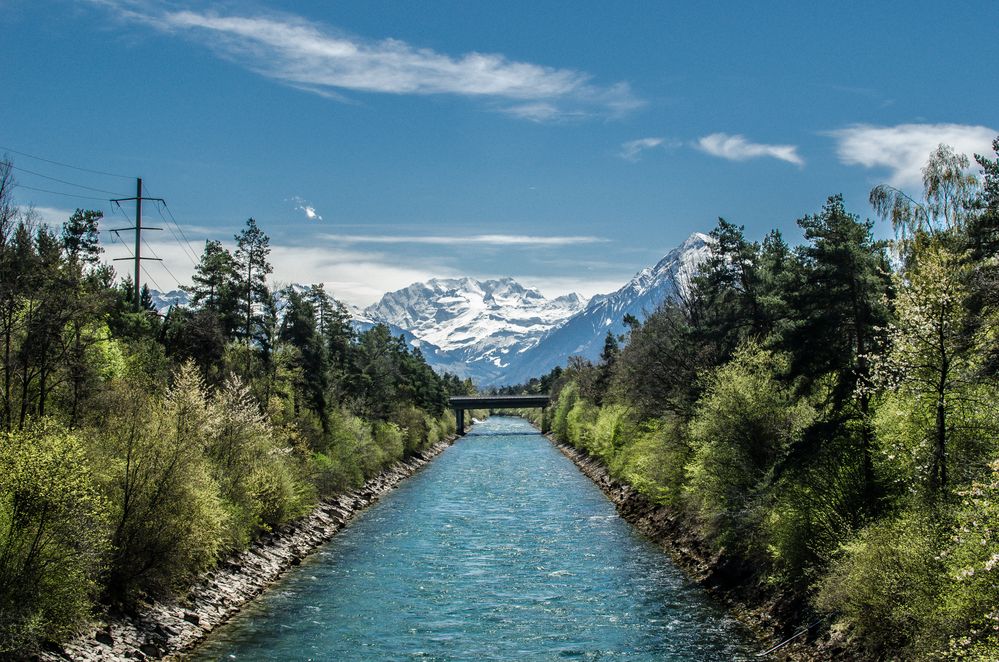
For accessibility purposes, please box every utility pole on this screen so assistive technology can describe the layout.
[111,177,164,310]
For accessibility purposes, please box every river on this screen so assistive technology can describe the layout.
[192,416,755,660]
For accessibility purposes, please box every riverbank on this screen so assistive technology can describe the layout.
[547,436,834,661]
[38,438,456,662]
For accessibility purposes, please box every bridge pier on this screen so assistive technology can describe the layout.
[448,394,551,437]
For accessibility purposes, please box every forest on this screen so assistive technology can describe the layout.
[520,140,999,659]
[0,158,467,654]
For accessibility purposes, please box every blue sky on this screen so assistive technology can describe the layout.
[3,0,997,305]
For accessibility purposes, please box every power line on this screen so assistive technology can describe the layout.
[108,231,164,292]
[0,145,132,180]
[142,182,200,266]
[15,184,111,202]
[145,192,198,266]
[142,236,182,290]
[4,161,129,196]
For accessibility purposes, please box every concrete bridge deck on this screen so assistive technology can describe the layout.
[448,394,551,435]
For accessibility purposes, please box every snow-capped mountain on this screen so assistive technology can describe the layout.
[499,232,712,384]
[149,232,712,386]
[149,289,190,314]
[363,277,587,382]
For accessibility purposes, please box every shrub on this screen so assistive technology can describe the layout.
[208,376,312,549]
[94,369,226,603]
[815,510,946,657]
[941,460,999,659]
[0,421,108,654]
[610,416,691,505]
[552,382,579,441]
[684,346,813,552]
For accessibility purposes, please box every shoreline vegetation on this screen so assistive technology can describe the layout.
[2,137,998,661]
[507,139,999,661]
[0,159,473,657]
[36,438,456,661]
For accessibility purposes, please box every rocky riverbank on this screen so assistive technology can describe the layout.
[548,438,837,661]
[39,438,455,662]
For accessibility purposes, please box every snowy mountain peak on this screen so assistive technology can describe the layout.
[363,277,587,376]
[499,232,713,384]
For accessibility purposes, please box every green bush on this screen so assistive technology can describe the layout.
[590,404,632,463]
[815,510,946,657]
[552,383,579,442]
[941,459,999,659]
[684,346,813,552]
[94,369,226,603]
[609,416,691,505]
[373,421,405,462]
[0,421,108,654]
[566,399,599,451]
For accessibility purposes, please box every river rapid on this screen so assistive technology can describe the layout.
[192,416,754,660]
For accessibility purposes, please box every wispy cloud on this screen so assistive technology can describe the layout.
[94,1,641,121]
[321,233,608,246]
[828,122,997,187]
[290,196,323,221]
[619,137,664,162]
[696,133,804,166]
[98,235,456,306]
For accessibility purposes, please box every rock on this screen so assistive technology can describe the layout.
[139,642,160,657]
[182,611,200,625]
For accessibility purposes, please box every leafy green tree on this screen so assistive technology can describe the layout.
[966,137,999,374]
[280,287,329,430]
[0,420,108,653]
[870,143,981,257]
[685,345,814,559]
[94,366,225,603]
[874,239,985,494]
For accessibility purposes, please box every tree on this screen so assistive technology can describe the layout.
[233,218,272,345]
[870,143,981,256]
[188,239,239,339]
[0,421,108,653]
[780,195,893,509]
[875,239,978,494]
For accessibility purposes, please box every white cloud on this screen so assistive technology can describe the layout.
[696,133,804,166]
[320,233,608,246]
[99,235,455,307]
[96,2,641,121]
[619,137,664,162]
[828,122,997,187]
[290,196,323,221]
[26,205,74,228]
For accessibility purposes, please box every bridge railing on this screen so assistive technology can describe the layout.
[448,394,551,435]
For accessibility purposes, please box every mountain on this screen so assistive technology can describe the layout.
[148,232,712,386]
[363,277,587,383]
[149,289,190,314]
[498,232,711,384]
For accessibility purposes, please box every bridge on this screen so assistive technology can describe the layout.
[449,394,551,435]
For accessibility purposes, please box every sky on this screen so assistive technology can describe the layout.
[2,0,998,306]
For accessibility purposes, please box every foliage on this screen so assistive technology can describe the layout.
[0,421,107,653]
[540,140,999,660]
[685,346,813,555]
[815,510,946,657]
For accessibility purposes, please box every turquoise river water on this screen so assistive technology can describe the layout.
[192,417,755,660]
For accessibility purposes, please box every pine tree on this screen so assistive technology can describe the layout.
[233,218,272,346]
[781,195,893,511]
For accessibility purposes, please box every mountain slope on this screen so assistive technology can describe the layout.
[363,277,586,382]
[499,232,711,384]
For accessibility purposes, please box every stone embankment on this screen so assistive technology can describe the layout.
[40,439,454,662]
[549,439,832,661]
